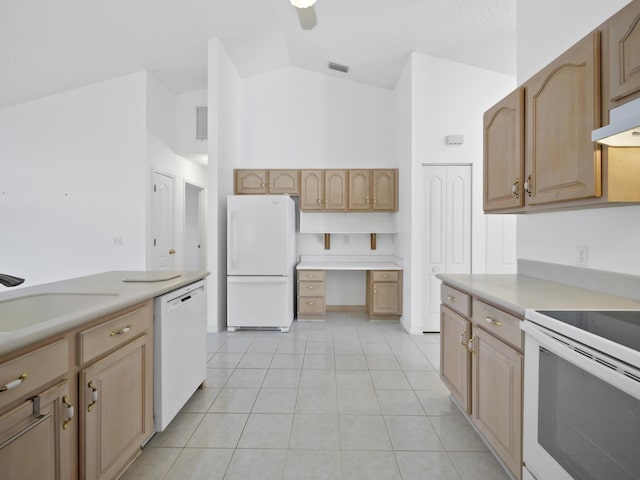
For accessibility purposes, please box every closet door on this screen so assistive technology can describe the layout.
[422,165,472,332]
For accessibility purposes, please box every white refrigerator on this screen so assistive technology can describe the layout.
[227,195,296,332]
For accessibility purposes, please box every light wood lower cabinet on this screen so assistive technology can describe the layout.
[80,334,153,480]
[297,270,326,319]
[440,284,523,480]
[0,300,154,480]
[0,380,74,480]
[366,270,402,320]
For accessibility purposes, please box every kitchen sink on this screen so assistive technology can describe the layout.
[0,293,119,332]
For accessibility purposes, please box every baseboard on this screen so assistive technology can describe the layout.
[326,305,366,312]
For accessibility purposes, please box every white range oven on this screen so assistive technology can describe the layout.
[521,310,640,480]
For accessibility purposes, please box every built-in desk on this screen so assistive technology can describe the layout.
[296,256,403,320]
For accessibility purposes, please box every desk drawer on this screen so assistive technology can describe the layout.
[298,281,325,296]
[298,297,325,315]
[371,271,399,282]
[472,299,523,350]
[441,285,471,317]
[298,270,325,281]
[0,338,68,411]
[79,302,152,365]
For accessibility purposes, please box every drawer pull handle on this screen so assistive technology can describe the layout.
[383,274,389,278]
[0,397,51,450]
[484,317,502,327]
[87,381,98,412]
[467,335,476,355]
[110,325,131,336]
[0,373,28,393]
[62,395,74,430]
[306,274,315,278]
[446,295,456,302]
[306,286,315,289]
[306,302,315,305]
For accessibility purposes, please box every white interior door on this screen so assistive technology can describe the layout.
[422,165,472,332]
[152,171,175,271]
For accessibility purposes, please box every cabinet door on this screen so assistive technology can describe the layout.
[268,170,299,195]
[607,0,640,104]
[324,170,347,210]
[348,170,371,210]
[483,88,525,211]
[235,170,267,194]
[524,32,602,205]
[471,327,523,480]
[81,334,153,480]
[372,169,397,211]
[440,306,471,413]
[371,282,400,314]
[300,170,323,211]
[0,381,74,480]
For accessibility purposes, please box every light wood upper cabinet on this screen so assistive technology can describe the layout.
[372,169,397,211]
[606,0,640,105]
[524,32,602,206]
[348,170,371,210]
[235,169,267,194]
[269,169,299,195]
[471,326,523,480]
[483,88,525,211]
[300,170,324,210]
[324,170,347,210]
[235,169,299,195]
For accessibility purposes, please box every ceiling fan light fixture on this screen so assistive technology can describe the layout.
[290,0,317,8]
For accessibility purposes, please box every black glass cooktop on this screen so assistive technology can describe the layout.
[537,310,640,352]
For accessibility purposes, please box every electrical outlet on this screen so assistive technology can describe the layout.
[343,235,349,244]
[113,236,123,247]
[576,245,588,266]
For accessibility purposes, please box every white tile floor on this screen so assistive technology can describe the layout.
[121,312,510,480]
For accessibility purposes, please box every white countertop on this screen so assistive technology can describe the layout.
[0,270,209,357]
[297,262,402,271]
[437,273,640,316]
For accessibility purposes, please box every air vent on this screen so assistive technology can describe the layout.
[328,62,349,73]
[195,106,208,141]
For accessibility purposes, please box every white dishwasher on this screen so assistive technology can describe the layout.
[153,279,207,431]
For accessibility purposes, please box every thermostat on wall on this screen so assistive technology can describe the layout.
[445,135,464,145]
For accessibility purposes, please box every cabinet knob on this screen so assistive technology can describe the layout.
[512,179,520,199]
[87,381,98,412]
[317,198,321,204]
[169,249,176,255]
[62,395,75,430]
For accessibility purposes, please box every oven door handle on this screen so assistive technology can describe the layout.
[523,321,640,400]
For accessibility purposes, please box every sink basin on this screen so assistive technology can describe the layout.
[0,293,118,332]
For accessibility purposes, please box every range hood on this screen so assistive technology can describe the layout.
[592,97,640,146]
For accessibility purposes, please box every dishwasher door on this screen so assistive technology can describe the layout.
[154,280,207,431]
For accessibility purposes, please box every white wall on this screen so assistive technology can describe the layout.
[174,89,208,165]
[145,74,208,272]
[239,67,396,168]
[400,53,517,334]
[516,0,640,276]
[0,72,147,288]
[208,39,242,332]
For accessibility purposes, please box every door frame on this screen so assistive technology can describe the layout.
[184,179,206,271]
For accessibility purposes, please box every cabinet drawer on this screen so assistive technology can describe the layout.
[371,270,399,282]
[298,270,325,281]
[297,297,325,315]
[79,302,152,365]
[0,338,68,411]
[472,299,523,350]
[298,281,325,296]
[441,285,471,317]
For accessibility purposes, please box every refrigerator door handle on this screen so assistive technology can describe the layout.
[228,211,238,271]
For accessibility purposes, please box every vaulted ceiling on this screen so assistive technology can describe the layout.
[0,0,516,108]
